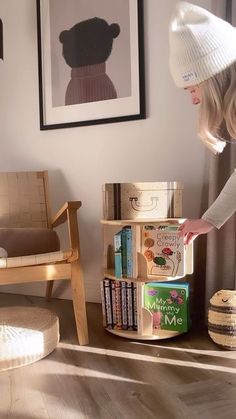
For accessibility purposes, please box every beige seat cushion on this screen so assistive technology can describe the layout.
[0,307,59,371]
[0,228,60,257]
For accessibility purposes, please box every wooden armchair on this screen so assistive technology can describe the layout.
[0,171,89,345]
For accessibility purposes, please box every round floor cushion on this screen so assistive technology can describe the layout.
[0,307,59,371]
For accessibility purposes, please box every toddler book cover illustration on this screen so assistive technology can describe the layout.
[142,225,184,277]
[144,283,189,333]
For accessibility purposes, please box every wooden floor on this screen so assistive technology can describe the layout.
[0,293,236,419]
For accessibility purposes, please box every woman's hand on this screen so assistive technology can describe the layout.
[178,219,214,245]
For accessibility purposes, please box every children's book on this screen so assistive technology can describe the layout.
[144,282,189,333]
[132,282,138,330]
[121,281,128,330]
[121,226,133,278]
[100,280,107,327]
[114,281,122,330]
[126,281,134,330]
[121,229,128,277]
[114,230,122,278]
[103,279,113,329]
[111,280,117,327]
[141,225,185,277]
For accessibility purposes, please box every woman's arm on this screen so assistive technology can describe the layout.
[202,169,236,228]
[179,169,236,244]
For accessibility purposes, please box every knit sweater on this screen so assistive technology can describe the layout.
[202,168,236,228]
[65,63,117,105]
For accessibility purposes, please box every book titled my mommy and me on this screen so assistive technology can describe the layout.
[144,282,190,333]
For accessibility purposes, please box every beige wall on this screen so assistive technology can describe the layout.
[0,0,211,302]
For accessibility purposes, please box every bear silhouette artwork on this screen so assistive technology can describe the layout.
[59,17,120,105]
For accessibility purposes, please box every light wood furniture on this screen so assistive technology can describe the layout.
[0,171,88,345]
[101,218,193,340]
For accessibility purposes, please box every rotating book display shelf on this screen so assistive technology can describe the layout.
[100,218,193,341]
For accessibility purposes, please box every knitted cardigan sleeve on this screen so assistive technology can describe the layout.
[201,169,236,229]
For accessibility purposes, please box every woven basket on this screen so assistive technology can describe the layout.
[0,306,59,371]
[208,289,236,350]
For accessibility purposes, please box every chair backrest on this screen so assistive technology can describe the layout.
[0,171,51,228]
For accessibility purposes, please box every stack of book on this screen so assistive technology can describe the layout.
[101,279,137,330]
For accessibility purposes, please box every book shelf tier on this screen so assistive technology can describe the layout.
[106,328,182,340]
[104,269,184,283]
[100,218,186,226]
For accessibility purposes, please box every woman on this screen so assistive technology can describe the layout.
[169,1,236,245]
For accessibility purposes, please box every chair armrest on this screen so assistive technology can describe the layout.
[51,201,81,228]
[51,201,82,262]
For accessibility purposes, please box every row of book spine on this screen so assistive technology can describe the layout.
[101,279,138,330]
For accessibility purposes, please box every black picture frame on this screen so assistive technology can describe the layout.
[0,19,3,60]
[36,0,145,130]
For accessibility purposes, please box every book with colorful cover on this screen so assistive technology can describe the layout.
[111,280,117,327]
[121,228,128,277]
[132,283,138,330]
[126,281,134,330]
[121,281,128,330]
[114,281,122,330]
[125,227,133,278]
[114,231,122,278]
[103,279,113,329]
[120,226,133,278]
[131,226,140,279]
[144,282,190,333]
[142,225,185,277]
[100,280,107,327]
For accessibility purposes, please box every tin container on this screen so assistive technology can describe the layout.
[102,182,183,220]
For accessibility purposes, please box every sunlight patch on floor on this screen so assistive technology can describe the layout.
[47,365,147,384]
[131,341,236,359]
[59,342,236,374]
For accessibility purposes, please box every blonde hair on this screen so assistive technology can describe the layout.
[198,61,236,153]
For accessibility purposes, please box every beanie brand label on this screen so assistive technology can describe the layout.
[181,70,197,83]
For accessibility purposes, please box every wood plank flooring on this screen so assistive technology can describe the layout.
[0,292,236,419]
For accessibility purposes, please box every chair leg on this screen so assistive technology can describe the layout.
[71,260,89,345]
[46,280,54,301]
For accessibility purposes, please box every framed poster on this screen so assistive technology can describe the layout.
[36,0,145,130]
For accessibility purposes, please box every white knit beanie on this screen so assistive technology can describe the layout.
[169,1,236,88]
